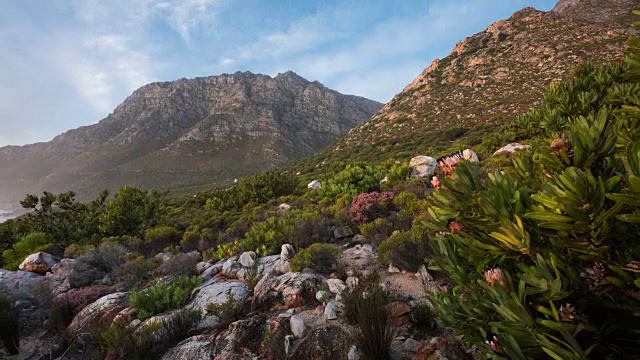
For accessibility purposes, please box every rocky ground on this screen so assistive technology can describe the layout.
[0,236,470,360]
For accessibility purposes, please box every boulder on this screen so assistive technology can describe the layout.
[334,226,354,239]
[416,264,434,284]
[189,280,250,314]
[326,279,346,294]
[324,302,337,320]
[222,259,240,277]
[494,142,531,155]
[161,336,213,360]
[278,203,292,214]
[239,251,256,268]
[212,314,267,359]
[196,261,213,274]
[289,325,352,359]
[409,156,438,178]
[200,262,223,280]
[462,149,479,162]
[68,292,128,337]
[340,244,377,274]
[404,338,421,353]
[256,255,282,276]
[388,264,401,273]
[253,272,326,310]
[18,252,59,274]
[280,244,295,261]
[290,315,307,338]
[308,180,322,190]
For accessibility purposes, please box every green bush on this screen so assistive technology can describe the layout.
[0,293,19,355]
[427,47,640,359]
[409,302,435,330]
[386,162,412,184]
[129,276,201,320]
[1,232,51,270]
[144,226,181,253]
[290,244,341,274]
[377,231,428,272]
[358,218,394,245]
[322,163,381,198]
[68,242,128,288]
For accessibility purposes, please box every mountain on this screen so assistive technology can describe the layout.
[294,0,637,175]
[0,71,382,202]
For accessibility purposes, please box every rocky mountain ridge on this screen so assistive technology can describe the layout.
[0,71,381,201]
[327,0,636,162]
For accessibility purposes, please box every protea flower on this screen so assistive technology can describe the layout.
[448,220,464,233]
[581,262,610,293]
[431,176,441,189]
[624,261,640,273]
[484,267,507,288]
[486,335,504,354]
[550,136,570,155]
[558,303,576,322]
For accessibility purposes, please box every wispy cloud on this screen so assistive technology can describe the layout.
[0,0,557,146]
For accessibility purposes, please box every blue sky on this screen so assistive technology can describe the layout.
[0,0,557,146]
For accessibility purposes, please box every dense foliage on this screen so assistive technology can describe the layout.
[427,41,640,359]
[128,276,201,320]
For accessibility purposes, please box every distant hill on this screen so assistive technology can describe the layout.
[0,71,382,202]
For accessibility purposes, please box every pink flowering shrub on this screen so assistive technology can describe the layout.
[349,192,394,224]
[55,285,114,316]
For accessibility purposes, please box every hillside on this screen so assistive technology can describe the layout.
[0,71,381,202]
[290,0,637,179]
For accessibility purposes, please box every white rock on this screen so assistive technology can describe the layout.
[196,261,212,274]
[388,264,401,273]
[380,176,388,184]
[409,156,438,178]
[346,277,359,292]
[307,180,322,190]
[316,290,330,303]
[161,336,213,360]
[463,149,479,162]
[239,251,257,268]
[290,315,307,338]
[416,265,433,283]
[200,263,223,280]
[348,345,362,360]
[324,302,337,320]
[280,244,295,261]
[326,279,346,294]
[403,338,421,352]
[278,203,292,212]
[188,280,250,314]
[493,142,531,155]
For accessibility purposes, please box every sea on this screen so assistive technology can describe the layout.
[0,210,11,223]
[0,204,17,223]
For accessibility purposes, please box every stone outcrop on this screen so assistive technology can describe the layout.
[253,272,326,310]
[18,252,59,274]
[189,280,250,314]
[67,292,128,338]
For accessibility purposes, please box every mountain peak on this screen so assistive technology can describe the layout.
[552,0,637,23]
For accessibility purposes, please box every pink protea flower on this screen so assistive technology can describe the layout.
[486,335,504,354]
[447,220,464,233]
[484,267,507,288]
[431,176,441,189]
[559,303,576,322]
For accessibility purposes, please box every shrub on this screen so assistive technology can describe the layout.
[290,244,340,274]
[128,276,201,320]
[378,231,428,272]
[323,164,381,198]
[144,226,181,253]
[1,232,52,270]
[206,293,244,323]
[112,253,155,290]
[283,210,333,249]
[55,285,114,316]
[427,49,640,359]
[345,276,394,360]
[358,218,394,245]
[349,191,394,224]
[386,163,412,184]
[409,302,435,330]
[0,293,19,355]
[157,251,201,277]
[160,308,202,346]
[100,320,156,360]
[241,217,287,257]
[69,242,128,288]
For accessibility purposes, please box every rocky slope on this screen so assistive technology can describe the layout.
[0,71,381,201]
[325,0,636,163]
